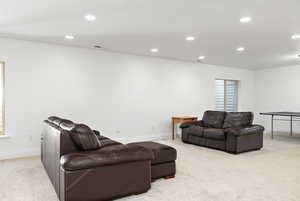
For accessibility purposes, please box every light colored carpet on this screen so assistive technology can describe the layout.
[1,135,300,201]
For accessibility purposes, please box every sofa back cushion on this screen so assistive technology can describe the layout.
[223,112,253,128]
[51,117,63,126]
[202,111,226,128]
[48,116,61,123]
[70,124,101,151]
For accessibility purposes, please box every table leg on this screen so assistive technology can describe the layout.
[172,120,175,140]
[271,115,274,139]
[290,116,293,136]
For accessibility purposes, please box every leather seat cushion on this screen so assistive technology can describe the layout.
[70,124,102,151]
[60,145,154,171]
[100,138,122,148]
[127,142,177,165]
[97,135,122,148]
[187,126,204,137]
[202,111,226,128]
[203,128,225,140]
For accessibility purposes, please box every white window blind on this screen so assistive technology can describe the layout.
[215,79,238,112]
[0,62,4,135]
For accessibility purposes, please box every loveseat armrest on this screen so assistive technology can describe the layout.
[225,125,264,154]
[225,125,264,136]
[60,145,154,171]
[180,120,204,129]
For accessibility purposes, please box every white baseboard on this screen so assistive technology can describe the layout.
[0,148,40,161]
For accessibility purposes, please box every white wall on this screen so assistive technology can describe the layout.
[0,38,255,160]
[254,65,300,135]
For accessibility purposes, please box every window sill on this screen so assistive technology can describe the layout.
[0,135,10,139]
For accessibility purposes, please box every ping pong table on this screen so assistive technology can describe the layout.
[260,112,300,139]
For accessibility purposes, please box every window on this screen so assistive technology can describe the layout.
[0,62,4,135]
[215,79,238,112]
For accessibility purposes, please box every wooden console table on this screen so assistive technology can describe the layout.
[172,116,198,140]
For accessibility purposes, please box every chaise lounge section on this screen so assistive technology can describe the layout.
[42,117,153,201]
[180,111,264,154]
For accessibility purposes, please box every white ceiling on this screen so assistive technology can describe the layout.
[1,0,300,69]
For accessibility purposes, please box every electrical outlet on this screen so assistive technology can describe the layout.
[116,130,120,134]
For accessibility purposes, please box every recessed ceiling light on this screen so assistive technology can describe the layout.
[185,36,195,41]
[236,47,245,52]
[65,35,75,40]
[291,34,300,40]
[84,14,96,21]
[150,48,159,53]
[240,17,252,23]
[198,56,206,60]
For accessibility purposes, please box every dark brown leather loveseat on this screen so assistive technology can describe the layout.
[41,116,154,201]
[180,111,264,154]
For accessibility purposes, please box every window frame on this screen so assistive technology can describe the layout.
[0,61,5,136]
[215,78,239,112]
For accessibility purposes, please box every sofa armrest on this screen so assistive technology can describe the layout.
[225,125,264,136]
[225,125,264,154]
[60,145,154,171]
[180,120,203,129]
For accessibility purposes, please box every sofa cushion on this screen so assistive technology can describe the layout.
[202,111,226,128]
[223,112,253,128]
[203,128,225,140]
[187,126,204,137]
[70,124,102,151]
[127,142,177,165]
[48,116,61,123]
[180,120,204,129]
[60,145,154,171]
[96,135,122,148]
[100,138,122,148]
[52,118,63,126]
[98,135,109,141]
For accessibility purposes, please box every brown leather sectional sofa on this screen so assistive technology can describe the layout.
[41,116,176,201]
[180,111,265,154]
